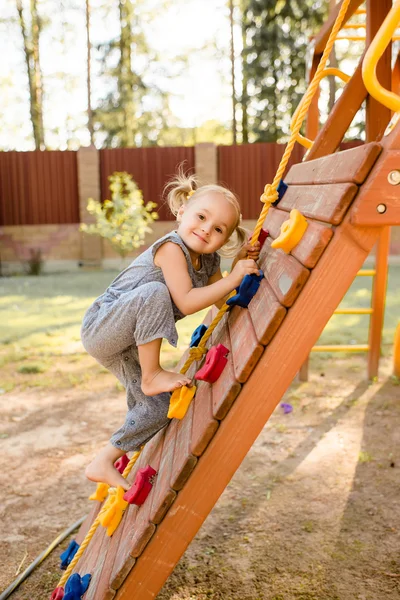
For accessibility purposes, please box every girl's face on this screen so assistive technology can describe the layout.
[177,192,237,256]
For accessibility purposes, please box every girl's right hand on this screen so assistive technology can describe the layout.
[229,259,260,288]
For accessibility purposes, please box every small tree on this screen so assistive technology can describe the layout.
[81,172,158,258]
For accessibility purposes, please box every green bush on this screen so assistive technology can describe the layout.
[80,171,158,258]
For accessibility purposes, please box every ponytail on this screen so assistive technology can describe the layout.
[165,163,249,258]
[218,224,249,259]
[164,166,198,216]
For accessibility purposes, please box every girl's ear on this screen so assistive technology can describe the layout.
[177,204,185,222]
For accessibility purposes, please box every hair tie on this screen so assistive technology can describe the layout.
[186,190,195,200]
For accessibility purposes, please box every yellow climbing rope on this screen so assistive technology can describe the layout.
[55,0,351,590]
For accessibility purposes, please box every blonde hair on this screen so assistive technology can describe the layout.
[164,168,248,258]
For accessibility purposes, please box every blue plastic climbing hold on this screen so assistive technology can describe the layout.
[60,540,79,570]
[273,179,288,205]
[190,324,208,347]
[64,573,91,600]
[226,271,264,309]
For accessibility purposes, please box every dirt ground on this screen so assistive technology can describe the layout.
[1,352,399,600]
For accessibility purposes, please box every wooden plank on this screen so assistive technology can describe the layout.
[228,306,263,383]
[285,142,381,185]
[248,278,287,346]
[364,0,394,382]
[351,150,400,226]
[305,53,320,142]
[306,55,368,161]
[84,529,115,600]
[149,421,177,525]
[74,524,107,587]
[129,432,165,558]
[170,401,197,491]
[109,434,163,592]
[108,447,150,590]
[88,443,158,600]
[365,0,392,143]
[190,380,218,457]
[210,314,241,420]
[168,352,199,491]
[276,182,358,224]
[264,207,333,269]
[75,501,102,545]
[260,239,310,308]
[116,214,382,600]
[368,227,391,379]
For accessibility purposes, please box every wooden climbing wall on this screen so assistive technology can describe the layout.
[70,135,399,599]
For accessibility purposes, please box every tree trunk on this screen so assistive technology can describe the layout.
[229,0,237,144]
[16,0,45,149]
[119,0,136,147]
[241,5,249,144]
[86,0,94,145]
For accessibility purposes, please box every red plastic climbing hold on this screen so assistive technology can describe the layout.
[50,587,64,599]
[195,344,229,383]
[123,465,157,506]
[114,454,129,474]
[248,228,268,249]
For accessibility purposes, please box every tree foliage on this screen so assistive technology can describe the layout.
[94,0,173,148]
[81,172,158,257]
[241,0,327,143]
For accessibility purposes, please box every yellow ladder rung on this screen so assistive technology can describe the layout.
[333,308,373,315]
[357,269,376,276]
[311,344,370,353]
[337,35,400,41]
[355,9,366,15]
[342,23,366,29]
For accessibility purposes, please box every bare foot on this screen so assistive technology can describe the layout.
[141,368,191,396]
[85,456,130,491]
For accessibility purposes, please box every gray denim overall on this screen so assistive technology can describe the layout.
[81,231,220,451]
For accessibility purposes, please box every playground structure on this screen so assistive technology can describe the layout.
[298,1,400,380]
[38,1,400,599]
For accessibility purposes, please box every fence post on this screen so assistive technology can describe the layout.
[77,146,103,266]
[195,143,218,185]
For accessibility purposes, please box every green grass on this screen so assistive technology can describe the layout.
[0,266,398,393]
[315,265,399,349]
[0,270,207,372]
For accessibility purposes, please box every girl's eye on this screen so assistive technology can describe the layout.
[215,227,223,234]
[198,214,205,220]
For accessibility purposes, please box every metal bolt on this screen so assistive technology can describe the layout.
[377,204,387,214]
[388,170,400,185]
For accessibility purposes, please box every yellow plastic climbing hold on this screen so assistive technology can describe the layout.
[89,482,109,502]
[98,486,128,537]
[168,385,197,420]
[271,209,308,254]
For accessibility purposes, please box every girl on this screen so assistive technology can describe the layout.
[81,171,260,490]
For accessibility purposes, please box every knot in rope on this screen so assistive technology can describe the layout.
[260,184,279,205]
[189,346,207,362]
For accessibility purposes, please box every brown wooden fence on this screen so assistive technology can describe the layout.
[0,151,79,226]
[100,146,195,221]
[0,142,363,226]
[218,143,306,219]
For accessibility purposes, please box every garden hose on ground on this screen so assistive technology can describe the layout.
[0,515,86,600]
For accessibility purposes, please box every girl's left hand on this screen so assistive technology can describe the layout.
[237,240,261,262]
